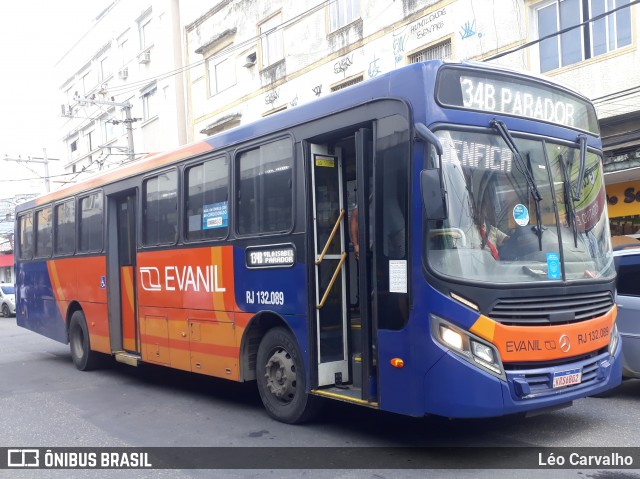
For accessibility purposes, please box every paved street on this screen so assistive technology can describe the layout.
[1,316,640,478]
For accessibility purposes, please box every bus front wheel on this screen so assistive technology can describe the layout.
[69,311,100,371]
[256,327,321,424]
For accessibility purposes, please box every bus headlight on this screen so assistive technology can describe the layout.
[431,315,505,379]
[609,323,619,356]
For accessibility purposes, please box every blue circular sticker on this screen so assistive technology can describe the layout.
[513,204,529,226]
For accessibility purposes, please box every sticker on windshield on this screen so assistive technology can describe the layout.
[513,204,529,226]
[546,252,561,280]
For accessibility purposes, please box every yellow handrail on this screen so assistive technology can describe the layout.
[316,251,347,309]
[315,208,345,265]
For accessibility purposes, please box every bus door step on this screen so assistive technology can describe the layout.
[114,351,141,367]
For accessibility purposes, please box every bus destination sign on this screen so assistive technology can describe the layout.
[436,68,599,134]
[246,244,296,268]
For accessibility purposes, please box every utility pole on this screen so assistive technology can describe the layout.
[76,95,138,163]
[3,149,60,193]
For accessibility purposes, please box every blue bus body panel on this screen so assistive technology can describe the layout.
[16,261,67,344]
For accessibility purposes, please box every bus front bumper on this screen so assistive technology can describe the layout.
[423,345,622,418]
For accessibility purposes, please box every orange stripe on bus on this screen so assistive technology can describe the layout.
[470,306,617,363]
[140,334,239,358]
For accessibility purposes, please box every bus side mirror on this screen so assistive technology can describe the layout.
[421,169,447,221]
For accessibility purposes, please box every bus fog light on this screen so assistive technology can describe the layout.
[471,340,494,363]
[440,325,464,351]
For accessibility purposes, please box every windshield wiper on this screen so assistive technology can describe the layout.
[491,119,544,250]
[491,120,542,202]
[573,134,588,201]
[558,153,579,248]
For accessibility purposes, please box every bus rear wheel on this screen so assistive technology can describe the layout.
[69,311,101,371]
[256,327,321,424]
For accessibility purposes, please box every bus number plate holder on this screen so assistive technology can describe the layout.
[552,368,582,388]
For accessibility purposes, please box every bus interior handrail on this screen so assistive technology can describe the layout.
[316,251,347,309]
[315,208,345,265]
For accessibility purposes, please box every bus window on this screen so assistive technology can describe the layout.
[18,212,34,260]
[55,200,76,255]
[238,138,293,235]
[376,115,410,330]
[35,206,53,258]
[185,156,228,241]
[78,192,103,253]
[143,170,178,245]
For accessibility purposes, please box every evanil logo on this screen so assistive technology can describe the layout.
[139,265,226,293]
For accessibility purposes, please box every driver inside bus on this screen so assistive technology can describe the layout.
[476,197,509,260]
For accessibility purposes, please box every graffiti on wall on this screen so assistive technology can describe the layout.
[264,88,280,107]
[368,55,381,78]
[312,85,322,97]
[460,19,480,40]
[334,54,354,76]
[393,31,408,65]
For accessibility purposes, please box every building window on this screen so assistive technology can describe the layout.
[331,75,363,92]
[535,0,632,73]
[100,56,111,80]
[260,14,284,67]
[329,0,360,32]
[185,156,229,241]
[55,200,76,255]
[35,207,53,258]
[141,83,157,121]
[119,36,130,66]
[104,118,116,142]
[138,10,153,50]
[78,192,103,253]
[408,39,452,63]
[86,130,94,153]
[237,138,293,235]
[70,140,78,154]
[143,170,178,246]
[207,56,236,95]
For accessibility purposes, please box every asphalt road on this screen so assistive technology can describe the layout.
[1,316,640,479]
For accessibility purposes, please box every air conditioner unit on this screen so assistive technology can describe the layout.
[243,52,257,68]
[138,51,151,64]
[118,67,128,79]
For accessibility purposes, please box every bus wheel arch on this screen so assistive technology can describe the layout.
[239,311,291,382]
[67,306,101,371]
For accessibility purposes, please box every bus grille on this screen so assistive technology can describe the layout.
[489,291,613,326]
[507,354,605,399]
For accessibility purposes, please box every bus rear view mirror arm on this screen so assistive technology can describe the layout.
[415,122,443,156]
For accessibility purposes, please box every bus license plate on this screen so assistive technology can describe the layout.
[552,369,582,388]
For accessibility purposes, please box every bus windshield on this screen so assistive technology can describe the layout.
[425,129,615,284]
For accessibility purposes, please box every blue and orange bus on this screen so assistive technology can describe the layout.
[15,60,620,423]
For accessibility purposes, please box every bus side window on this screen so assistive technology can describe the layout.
[79,192,104,253]
[35,206,53,258]
[143,171,178,246]
[237,138,293,236]
[18,212,34,260]
[185,156,229,241]
[55,200,76,255]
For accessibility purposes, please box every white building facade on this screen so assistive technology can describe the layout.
[179,0,639,233]
[56,0,186,179]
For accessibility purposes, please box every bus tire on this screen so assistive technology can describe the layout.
[256,327,321,424]
[69,311,100,371]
